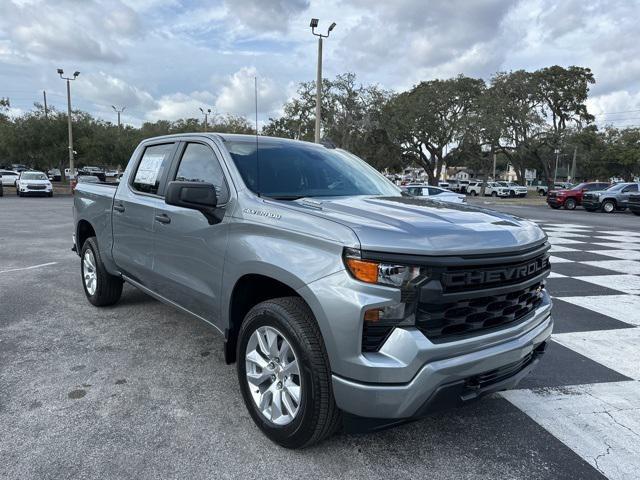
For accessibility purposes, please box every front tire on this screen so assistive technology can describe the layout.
[237,297,341,449]
[491,191,497,197]
[602,200,616,213]
[564,198,577,210]
[80,237,123,306]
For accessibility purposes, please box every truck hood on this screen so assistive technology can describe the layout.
[288,196,546,255]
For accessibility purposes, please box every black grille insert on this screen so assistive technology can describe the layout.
[416,282,544,342]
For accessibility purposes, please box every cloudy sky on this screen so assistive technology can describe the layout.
[1,0,639,128]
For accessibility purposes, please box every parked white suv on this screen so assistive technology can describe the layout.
[16,171,53,197]
[497,182,528,197]
[467,182,510,197]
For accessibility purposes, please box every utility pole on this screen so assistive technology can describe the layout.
[57,68,80,183]
[570,146,577,182]
[492,151,497,180]
[43,91,48,118]
[553,148,560,184]
[199,107,211,132]
[310,18,336,143]
[112,105,126,129]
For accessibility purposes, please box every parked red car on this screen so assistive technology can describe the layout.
[547,182,610,209]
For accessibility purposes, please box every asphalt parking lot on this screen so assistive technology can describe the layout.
[1,195,638,480]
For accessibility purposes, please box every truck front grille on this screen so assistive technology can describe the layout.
[27,184,46,190]
[416,282,544,342]
[359,242,550,351]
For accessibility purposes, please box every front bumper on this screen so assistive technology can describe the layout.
[332,305,551,419]
[582,198,600,209]
[546,197,564,207]
[299,269,552,420]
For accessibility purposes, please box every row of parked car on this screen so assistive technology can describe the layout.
[0,169,54,197]
[546,181,640,214]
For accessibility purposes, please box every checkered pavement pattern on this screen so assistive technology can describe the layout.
[499,222,640,480]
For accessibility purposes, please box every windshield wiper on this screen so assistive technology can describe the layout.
[264,195,306,200]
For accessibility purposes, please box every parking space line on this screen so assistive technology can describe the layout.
[0,262,58,274]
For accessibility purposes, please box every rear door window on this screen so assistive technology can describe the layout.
[132,143,175,195]
[622,184,638,193]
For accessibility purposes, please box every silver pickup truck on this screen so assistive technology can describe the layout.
[73,133,552,448]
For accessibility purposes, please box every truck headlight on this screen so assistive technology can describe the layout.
[343,248,423,288]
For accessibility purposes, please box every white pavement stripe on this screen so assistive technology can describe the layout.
[0,262,58,274]
[549,255,574,264]
[545,231,590,238]
[548,237,586,245]
[592,242,640,250]
[599,231,640,237]
[583,260,640,275]
[549,245,579,253]
[502,381,640,480]
[587,250,640,260]
[543,223,593,229]
[556,295,640,326]
[593,236,640,243]
[575,275,640,294]
[548,271,567,278]
[553,329,640,379]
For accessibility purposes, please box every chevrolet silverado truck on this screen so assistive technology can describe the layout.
[546,182,610,210]
[582,182,640,213]
[73,133,552,448]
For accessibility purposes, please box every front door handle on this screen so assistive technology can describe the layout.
[113,202,125,213]
[154,213,171,224]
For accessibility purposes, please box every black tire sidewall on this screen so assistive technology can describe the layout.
[237,304,320,447]
[565,199,576,210]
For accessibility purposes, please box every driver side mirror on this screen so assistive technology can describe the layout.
[165,181,220,224]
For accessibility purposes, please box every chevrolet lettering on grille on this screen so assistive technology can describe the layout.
[441,256,550,289]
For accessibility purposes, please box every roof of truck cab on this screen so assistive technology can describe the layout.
[141,132,321,148]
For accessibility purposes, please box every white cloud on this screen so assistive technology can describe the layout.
[215,67,286,117]
[75,72,157,111]
[147,91,216,121]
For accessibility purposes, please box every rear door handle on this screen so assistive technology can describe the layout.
[113,203,125,213]
[154,213,171,224]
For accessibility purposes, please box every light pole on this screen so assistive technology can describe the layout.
[200,107,211,132]
[112,105,126,129]
[58,68,80,182]
[310,18,336,143]
[553,148,560,184]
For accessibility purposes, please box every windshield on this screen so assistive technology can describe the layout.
[21,172,47,180]
[224,140,400,199]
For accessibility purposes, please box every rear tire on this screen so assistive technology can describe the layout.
[491,191,497,197]
[470,190,477,196]
[633,211,640,216]
[80,237,123,306]
[237,297,341,449]
[564,198,577,210]
[538,189,546,196]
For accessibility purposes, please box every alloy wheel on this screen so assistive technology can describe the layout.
[82,250,97,296]
[245,326,301,426]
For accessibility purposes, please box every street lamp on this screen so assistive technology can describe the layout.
[199,107,212,132]
[310,18,336,143]
[111,105,126,129]
[58,68,80,182]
